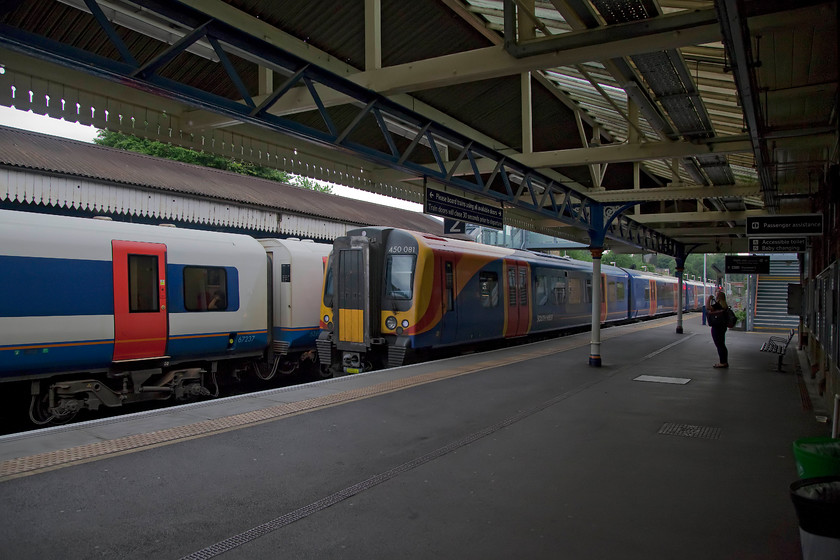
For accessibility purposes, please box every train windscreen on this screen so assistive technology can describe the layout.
[385,254,415,300]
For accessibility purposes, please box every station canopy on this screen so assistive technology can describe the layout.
[0,0,835,256]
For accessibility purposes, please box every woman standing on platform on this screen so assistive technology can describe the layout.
[707,290,729,368]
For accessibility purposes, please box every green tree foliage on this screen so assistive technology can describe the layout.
[685,253,726,282]
[94,130,331,193]
[563,249,735,283]
[610,254,638,269]
[565,250,592,262]
[292,175,333,193]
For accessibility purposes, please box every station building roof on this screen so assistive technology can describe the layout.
[0,125,448,239]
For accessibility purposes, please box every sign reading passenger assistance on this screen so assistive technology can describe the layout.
[425,187,504,230]
[745,214,823,236]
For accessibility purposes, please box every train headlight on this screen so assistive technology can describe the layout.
[323,314,330,323]
[328,321,334,332]
[385,316,398,331]
[401,319,409,328]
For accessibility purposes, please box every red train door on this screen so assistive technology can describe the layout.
[112,240,168,361]
[504,260,530,337]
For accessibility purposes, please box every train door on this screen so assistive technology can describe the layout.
[504,260,529,337]
[112,240,168,361]
[439,259,457,344]
[648,279,657,315]
[335,240,369,351]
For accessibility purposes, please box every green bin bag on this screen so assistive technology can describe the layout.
[794,437,840,478]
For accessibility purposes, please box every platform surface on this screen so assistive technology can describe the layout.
[0,314,826,559]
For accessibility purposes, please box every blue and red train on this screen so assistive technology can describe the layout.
[317,226,712,373]
[1,211,709,424]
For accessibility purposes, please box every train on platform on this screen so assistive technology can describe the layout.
[316,227,714,374]
[1,210,711,426]
[0,209,330,425]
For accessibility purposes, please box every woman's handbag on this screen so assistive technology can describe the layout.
[725,307,737,328]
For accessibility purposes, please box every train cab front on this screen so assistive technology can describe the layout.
[317,228,421,374]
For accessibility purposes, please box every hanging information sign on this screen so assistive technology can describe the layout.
[745,214,822,237]
[425,187,504,230]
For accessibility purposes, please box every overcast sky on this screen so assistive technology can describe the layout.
[0,105,424,212]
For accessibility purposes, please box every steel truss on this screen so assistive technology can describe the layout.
[0,0,679,255]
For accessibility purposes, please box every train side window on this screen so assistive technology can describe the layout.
[128,254,159,313]
[535,273,548,306]
[479,271,499,308]
[552,277,566,305]
[184,266,228,311]
[518,268,528,305]
[385,255,416,300]
[323,256,334,307]
[584,278,592,303]
[507,267,517,306]
[616,281,625,301]
[644,286,651,302]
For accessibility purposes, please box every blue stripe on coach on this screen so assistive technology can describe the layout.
[273,326,321,352]
[0,339,114,377]
[0,255,113,317]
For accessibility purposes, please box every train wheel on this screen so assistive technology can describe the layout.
[28,393,77,426]
[316,364,336,379]
[277,360,297,375]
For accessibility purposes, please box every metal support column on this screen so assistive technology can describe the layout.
[585,200,644,367]
[589,247,603,367]
[675,256,685,334]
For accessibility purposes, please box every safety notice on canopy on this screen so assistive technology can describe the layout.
[424,187,503,230]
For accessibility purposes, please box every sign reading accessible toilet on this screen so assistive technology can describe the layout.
[745,214,823,237]
[749,237,808,253]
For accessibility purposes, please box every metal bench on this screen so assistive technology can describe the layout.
[760,328,796,371]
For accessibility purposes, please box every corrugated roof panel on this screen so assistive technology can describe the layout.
[226,0,366,70]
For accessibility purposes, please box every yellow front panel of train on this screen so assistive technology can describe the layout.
[339,308,364,343]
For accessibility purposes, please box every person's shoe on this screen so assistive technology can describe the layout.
[713,363,729,368]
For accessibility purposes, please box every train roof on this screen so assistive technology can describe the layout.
[352,226,630,276]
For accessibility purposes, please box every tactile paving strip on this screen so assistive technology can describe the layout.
[1,315,679,480]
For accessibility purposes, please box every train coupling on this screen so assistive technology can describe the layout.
[342,352,363,374]
[176,382,211,400]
